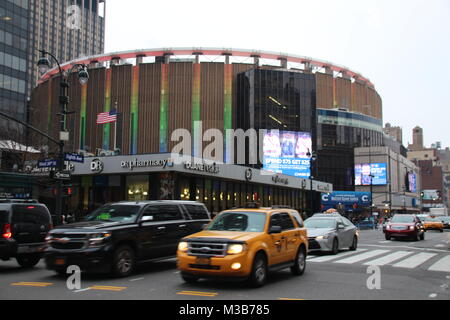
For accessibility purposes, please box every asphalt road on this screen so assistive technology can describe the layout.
[0,228,449,300]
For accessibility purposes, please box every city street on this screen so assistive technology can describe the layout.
[1,228,449,300]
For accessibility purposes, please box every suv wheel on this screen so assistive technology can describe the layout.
[385,234,391,241]
[16,254,40,268]
[420,232,425,240]
[291,246,306,276]
[349,236,358,251]
[331,238,339,255]
[111,245,135,277]
[248,253,267,288]
[181,272,200,283]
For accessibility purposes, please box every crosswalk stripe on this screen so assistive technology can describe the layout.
[363,251,414,266]
[307,249,368,262]
[334,249,390,264]
[427,255,450,273]
[392,252,437,269]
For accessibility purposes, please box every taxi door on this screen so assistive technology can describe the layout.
[279,212,301,261]
[267,213,287,266]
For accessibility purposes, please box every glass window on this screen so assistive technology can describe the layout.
[126,175,149,201]
[184,204,209,220]
[280,212,295,230]
[12,205,50,224]
[304,218,337,229]
[143,204,182,221]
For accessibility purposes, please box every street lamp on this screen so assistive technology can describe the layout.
[307,149,317,216]
[37,49,89,226]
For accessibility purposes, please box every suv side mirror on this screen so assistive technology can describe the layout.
[269,226,282,234]
[337,223,345,230]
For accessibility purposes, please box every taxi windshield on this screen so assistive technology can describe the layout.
[304,218,337,229]
[207,212,266,232]
[85,205,140,222]
[425,217,441,222]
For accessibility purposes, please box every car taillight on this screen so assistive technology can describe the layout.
[2,223,12,239]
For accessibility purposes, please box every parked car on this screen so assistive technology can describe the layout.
[44,200,211,277]
[357,217,376,230]
[177,206,308,288]
[385,214,425,241]
[0,199,53,268]
[305,213,358,254]
[441,216,450,229]
[422,216,444,232]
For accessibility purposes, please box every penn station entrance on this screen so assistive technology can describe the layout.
[66,153,332,220]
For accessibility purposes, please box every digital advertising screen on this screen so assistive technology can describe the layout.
[408,173,417,193]
[262,130,312,178]
[354,163,388,186]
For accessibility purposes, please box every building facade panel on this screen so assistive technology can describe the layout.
[315,72,333,110]
[84,67,105,154]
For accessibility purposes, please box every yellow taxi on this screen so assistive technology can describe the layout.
[177,205,308,287]
[422,216,444,232]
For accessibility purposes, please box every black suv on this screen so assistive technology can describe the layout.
[0,199,53,268]
[45,200,211,277]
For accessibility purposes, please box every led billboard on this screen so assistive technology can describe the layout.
[355,163,388,186]
[262,130,312,178]
[408,173,417,193]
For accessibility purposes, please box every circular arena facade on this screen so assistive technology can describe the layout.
[30,48,384,213]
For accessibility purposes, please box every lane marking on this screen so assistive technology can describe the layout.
[334,250,390,264]
[11,282,53,287]
[359,244,448,253]
[392,252,437,269]
[363,251,414,266]
[177,290,218,297]
[278,298,306,300]
[89,285,127,292]
[307,249,368,262]
[129,277,145,282]
[428,255,450,273]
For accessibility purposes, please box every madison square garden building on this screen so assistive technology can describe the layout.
[29,48,384,216]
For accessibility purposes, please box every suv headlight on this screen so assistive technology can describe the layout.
[178,241,188,252]
[316,235,330,240]
[227,244,245,255]
[88,232,111,247]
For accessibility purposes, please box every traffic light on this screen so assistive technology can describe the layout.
[420,191,424,198]
[62,184,73,197]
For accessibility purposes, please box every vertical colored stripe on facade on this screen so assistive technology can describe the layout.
[47,79,52,136]
[102,68,112,150]
[79,83,87,150]
[333,77,337,107]
[159,63,169,152]
[192,63,201,157]
[224,63,232,163]
[130,66,139,155]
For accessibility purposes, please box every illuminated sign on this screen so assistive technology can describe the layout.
[408,173,417,193]
[262,130,312,178]
[355,163,387,186]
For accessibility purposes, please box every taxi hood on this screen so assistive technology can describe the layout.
[184,230,262,243]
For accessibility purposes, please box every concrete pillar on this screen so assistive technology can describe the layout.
[341,71,351,80]
[163,53,172,64]
[89,60,99,68]
[324,66,333,75]
[136,54,145,65]
[193,52,203,64]
[251,55,260,68]
[222,52,232,64]
[303,61,312,73]
[278,57,288,69]
[111,57,121,66]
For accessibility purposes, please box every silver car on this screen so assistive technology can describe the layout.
[305,214,359,254]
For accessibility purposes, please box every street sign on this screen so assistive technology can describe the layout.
[38,159,58,168]
[53,171,71,180]
[64,153,84,163]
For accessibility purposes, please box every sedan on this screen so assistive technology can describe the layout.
[305,215,358,255]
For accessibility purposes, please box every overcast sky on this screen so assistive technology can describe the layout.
[104,0,450,149]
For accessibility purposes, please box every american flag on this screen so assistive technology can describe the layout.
[96,109,117,124]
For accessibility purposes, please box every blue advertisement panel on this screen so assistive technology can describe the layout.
[355,163,388,186]
[408,173,417,193]
[321,191,372,211]
[262,130,312,178]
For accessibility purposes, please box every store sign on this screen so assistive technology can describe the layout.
[272,175,289,185]
[90,158,104,174]
[321,191,371,207]
[184,162,220,174]
[245,168,253,181]
[120,158,173,170]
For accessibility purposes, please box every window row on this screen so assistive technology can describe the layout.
[0,73,26,94]
[0,29,27,51]
[0,51,27,73]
